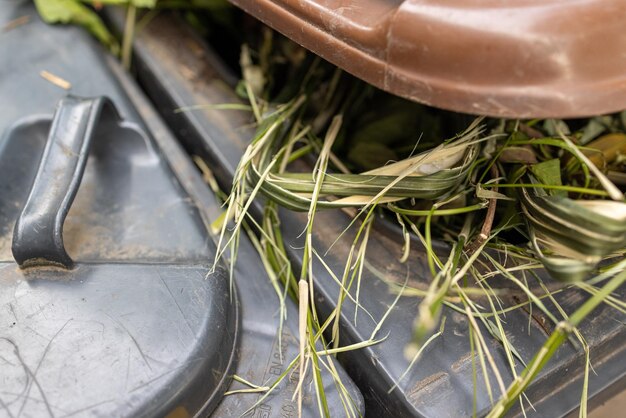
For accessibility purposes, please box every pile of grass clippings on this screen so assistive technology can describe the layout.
[211,30,626,417]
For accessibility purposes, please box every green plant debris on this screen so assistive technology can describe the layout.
[34,0,230,56]
[34,0,122,54]
[211,29,625,417]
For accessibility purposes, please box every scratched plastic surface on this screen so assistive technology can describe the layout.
[0,264,234,418]
[228,0,626,118]
[0,2,237,417]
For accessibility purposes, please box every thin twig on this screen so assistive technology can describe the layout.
[466,165,499,254]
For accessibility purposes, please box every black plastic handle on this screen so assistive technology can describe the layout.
[12,96,122,269]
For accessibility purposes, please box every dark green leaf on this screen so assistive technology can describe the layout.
[529,159,565,197]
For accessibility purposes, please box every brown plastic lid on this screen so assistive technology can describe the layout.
[229,0,626,118]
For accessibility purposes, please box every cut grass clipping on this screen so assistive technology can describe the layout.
[211,36,626,417]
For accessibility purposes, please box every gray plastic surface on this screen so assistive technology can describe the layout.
[0,2,237,417]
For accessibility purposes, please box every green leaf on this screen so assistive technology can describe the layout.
[131,0,157,6]
[34,0,120,54]
[33,0,164,54]
[580,116,609,145]
[476,184,515,201]
[529,159,565,197]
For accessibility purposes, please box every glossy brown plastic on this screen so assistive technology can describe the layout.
[229,0,626,118]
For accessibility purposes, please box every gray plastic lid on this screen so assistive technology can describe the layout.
[0,3,238,417]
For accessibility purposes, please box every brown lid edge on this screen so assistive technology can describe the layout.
[229,0,626,119]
